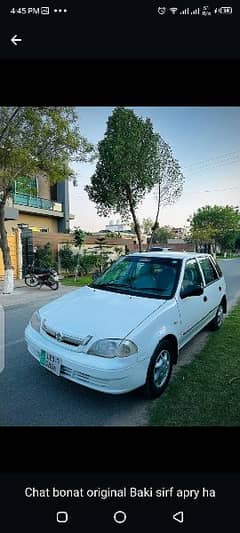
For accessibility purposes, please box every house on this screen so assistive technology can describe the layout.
[5,176,71,234]
[1,177,74,279]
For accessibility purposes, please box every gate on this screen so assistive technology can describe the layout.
[0,233,19,280]
[21,228,34,277]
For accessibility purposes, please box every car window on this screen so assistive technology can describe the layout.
[210,256,223,277]
[181,259,203,293]
[92,256,182,299]
[199,258,219,284]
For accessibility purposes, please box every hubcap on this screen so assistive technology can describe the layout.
[217,305,224,326]
[153,349,171,388]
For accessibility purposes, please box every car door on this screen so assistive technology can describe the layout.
[177,258,206,348]
[197,256,223,324]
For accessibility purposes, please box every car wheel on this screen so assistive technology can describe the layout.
[209,303,224,331]
[144,340,173,399]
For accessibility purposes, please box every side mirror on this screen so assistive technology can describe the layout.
[181,284,204,299]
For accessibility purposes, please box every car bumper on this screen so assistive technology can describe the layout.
[25,325,148,394]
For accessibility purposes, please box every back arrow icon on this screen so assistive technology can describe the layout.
[11,35,22,46]
[173,511,184,524]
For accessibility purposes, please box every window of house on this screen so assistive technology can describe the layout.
[29,226,49,233]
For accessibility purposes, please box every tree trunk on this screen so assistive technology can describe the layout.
[148,181,161,251]
[0,203,14,294]
[127,189,142,252]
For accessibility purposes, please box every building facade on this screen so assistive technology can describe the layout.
[1,177,73,279]
[5,176,71,235]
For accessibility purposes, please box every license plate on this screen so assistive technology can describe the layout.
[40,350,61,376]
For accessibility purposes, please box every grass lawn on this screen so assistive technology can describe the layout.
[149,303,240,426]
[61,275,92,287]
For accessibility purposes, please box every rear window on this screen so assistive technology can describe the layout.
[199,258,219,285]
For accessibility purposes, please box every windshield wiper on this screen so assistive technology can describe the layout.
[92,282,131,289]
[130,287,166,292]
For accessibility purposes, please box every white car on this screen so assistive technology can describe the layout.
[25,252,227,398]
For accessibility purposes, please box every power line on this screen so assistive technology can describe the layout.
[182,149,240,170]
[183,186,240,195]
[184,156,240,176]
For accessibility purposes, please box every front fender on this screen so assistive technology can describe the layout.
[130,298,180,362]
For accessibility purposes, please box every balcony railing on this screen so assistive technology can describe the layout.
[13,193,63,213]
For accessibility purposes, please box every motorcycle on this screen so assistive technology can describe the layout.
[24,265,59,290]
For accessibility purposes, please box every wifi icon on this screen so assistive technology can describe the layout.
[170,7,178,14]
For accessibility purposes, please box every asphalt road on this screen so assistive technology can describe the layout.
[1,259,240,426]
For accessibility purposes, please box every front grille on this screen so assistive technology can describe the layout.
[42,322,92,348]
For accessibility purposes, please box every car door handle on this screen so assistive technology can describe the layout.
[203,295,208,302]
[219,286,222,291]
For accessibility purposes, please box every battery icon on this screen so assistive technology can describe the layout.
[218,6,232,14]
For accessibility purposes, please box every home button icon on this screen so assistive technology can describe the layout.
[113,510,127,524]
[56,511,69,524]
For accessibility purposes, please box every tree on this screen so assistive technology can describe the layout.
[142,217,154,235]
[59,244,76,275]
[152,226,175,244]
[73,227,85,249]
[73,226,85,279]
[0,107,93,293]
[188,205,240,253]
[93,236,112,272]
[78,253,99,275]
[148,135,185,250]
[85,107,160,251]
[34,243,54,269]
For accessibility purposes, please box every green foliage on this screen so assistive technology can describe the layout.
[152,226,175,244]
[234,235,240,250]
[150,302,240,426]
[35,243,54,269]
[59,245,100,276]
[85,107,160,250]
[59,244,77,273]
[0,107,94,275]
[78,254,99,275]
[148,136,184,248]
[73,227,85,249]
[142,217,154,235]
[61,275,92,287]
[189,205,240,252]
[154,135,185,208]
[0,107,94,196]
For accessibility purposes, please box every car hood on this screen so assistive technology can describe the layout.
[39,285,166,341]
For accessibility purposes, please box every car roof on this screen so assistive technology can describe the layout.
[129,251,212,260]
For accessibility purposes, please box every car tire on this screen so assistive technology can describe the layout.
[143,339,174,399]
[209,303,224,331]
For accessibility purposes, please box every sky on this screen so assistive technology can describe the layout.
[69,107,240,232]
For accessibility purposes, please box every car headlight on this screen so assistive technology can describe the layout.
[30,311,41,333]
[87,338,138,358]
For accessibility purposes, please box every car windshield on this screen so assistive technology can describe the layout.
[91,256,182,299]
